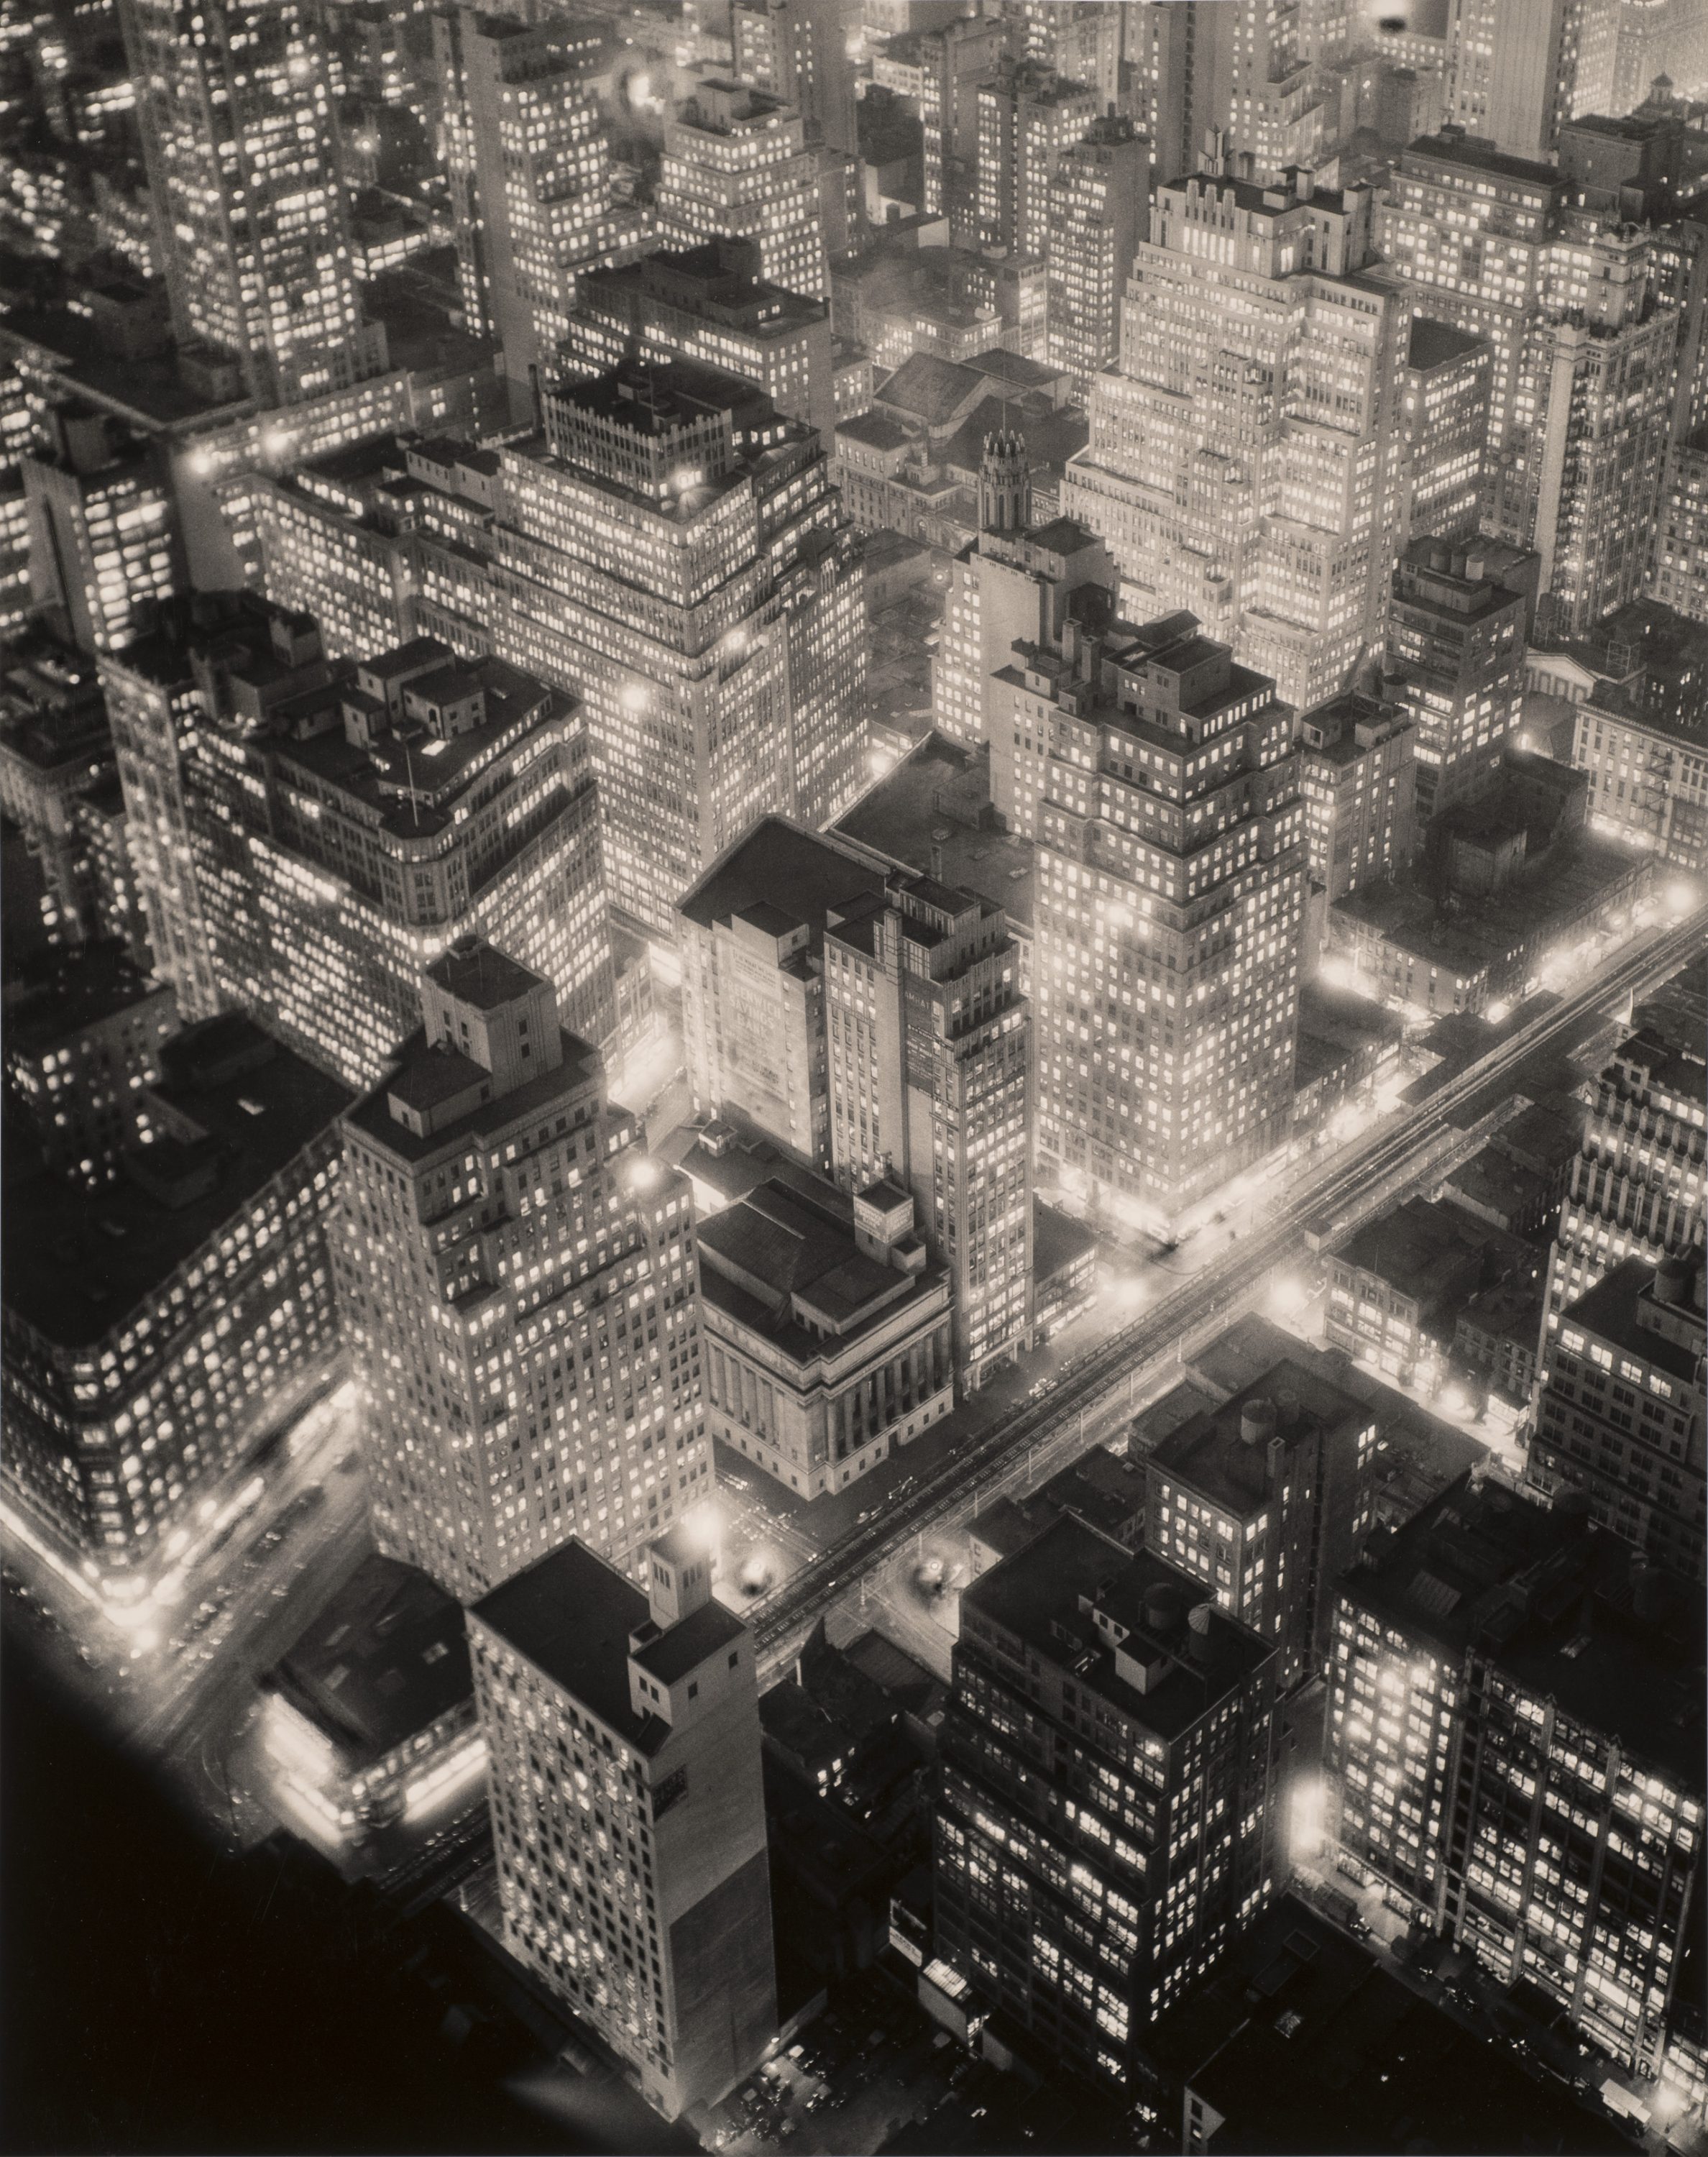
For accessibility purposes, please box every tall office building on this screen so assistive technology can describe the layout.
[1131,0,1234,187]
[1019,613,1305,1231]
[1146,1361,1378,1694]
[731,0,858,154]
[936,1515,1280,2084]
[1385,536,1537,823]
[103,601,617,1088]
[656,76,828,303]
[972,59,1100,264]
[249,366,866,942]
[1529,1255,1707,1580]
[22,405,183,657]
[1,1014,349,1606]
[1377,129,1681,633]
[118,0,385,406]
[1065,168,1413,715]
[1326,1475,1704,2079]
[437,8,648,416]
[825,873,1034,1386]
[1297,689,1418,899]
[912,14,1009,222]
[561,239,835,439]
[676,816,890,1174]
[469,1530,774,2118]
[1447,0,1618,159]
[1229,0,1350,179]
[1652,430,1708,622]
[1543,1004,1707,1325]
[336,943,708,1601]
[1045,116,1150,403]
[934,434,1116,779]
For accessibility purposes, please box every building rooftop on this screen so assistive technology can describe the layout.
[697,1176,939,1355]
[676,814,891,945]
[2,941,170,1057]
[472,1539,746,1757]
[263,1553,472,1769]
[1336,1195,1533,1311]
[832,733,1034,931]
[1151,1360,1370,1519]
[835,409,913,453]
[423,942,543,1014]
[347,1025,603,1165]
[1405,315,1486,371]
[1144,1892,1620,2156]
[874,352,986,429]
[3,1016,352,1349]
[1561,1258,1704,1386]
[963,1513,1276,1741]
[1405,129,1564,190]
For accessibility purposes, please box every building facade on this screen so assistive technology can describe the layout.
[825,873,1034,1385]
[656,76,827,303]
[972,59,1100,265]
[1326,1476,1704,2081]
[470,1531,776,2119]
[1,1014,349,1605]
[936,1514,1280,2088]
[1298,690,1418,901]
[1044,116,1149,403]
[1572,677,1708,874]
[1020,613,1304,1230]
[117,0,385,406]
[676,816,891,1173]
[334,943,708,1601]
[437,7,648,414]
[1065,168,1415,715]
[698,1172,954,1498]
[1529,1256,1707,1582]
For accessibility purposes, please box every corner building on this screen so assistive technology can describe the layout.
[1021,613,1304,1231]
[935,1514,1280,2089]
[470,1529,775,2119]
[335,942,707,1601]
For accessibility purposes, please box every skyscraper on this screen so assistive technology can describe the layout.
[1385,536,1537,824]
[676,816,891,1173]
[1326,1475,1705,2079]
[656,76,828,302]
[972,58,1100,264]
[1146,1363,1379,1694]
[1543,1002,1707,1326]
[912,14,1009,223]
[1530,1255,1707,1580]
[470,1531,774,2120]
[1045,116,1150,403]
[118,0,386,406]
[1447,0,1618,159]
[1065,167,1414,714]
[335,942,708,1601]
[1021,613,1305,1232]
[935,1514,1280,2084]
[825,874,1034,1386]
[934,434,1116,771]
[1297,689,1418,899]
[22,404,183,656]
[1376,128,1681,633]
[1229,0,1350,179]
[1,1013,349,1608]
[437,8,648,417]
[1131,0,1234,188]
[247,365,867,943]
[103,602,618,1088]
[731,0,859,155]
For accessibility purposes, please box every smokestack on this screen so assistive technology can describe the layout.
[1187,1602,1215,1664]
